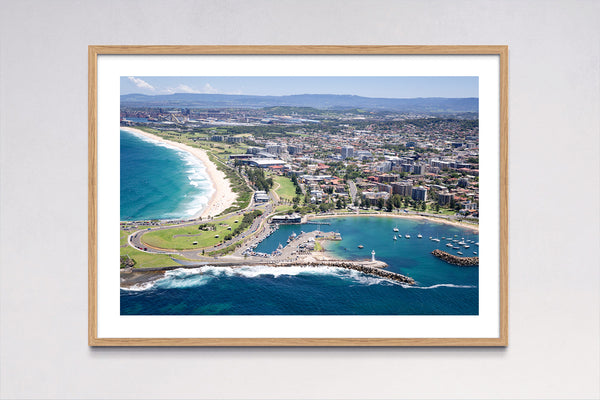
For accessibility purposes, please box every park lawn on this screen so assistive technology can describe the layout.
[120,229,130,247]
[272,175,297,201]
[120,246,187,269]
[141,216,242,250]
[274,205,293,213]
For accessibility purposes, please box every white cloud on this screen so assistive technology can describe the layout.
[203,83,218,94]
[175,84,202,94]
[127,76,155,91]
[163,83,221,95]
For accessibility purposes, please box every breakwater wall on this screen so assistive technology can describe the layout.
[123,259,415,285]
[276,260,415,285]
[432,249,479,266]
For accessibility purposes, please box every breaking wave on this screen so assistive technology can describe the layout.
[402,283,476,290]
[120,265,404,291]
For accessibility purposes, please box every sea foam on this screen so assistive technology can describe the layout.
[122,265,402,291]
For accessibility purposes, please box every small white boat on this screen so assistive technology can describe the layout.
[393,235,397,240]
[405,234,411,239]
[417,234,422,238]
[446,243,453,247]
[432,238,441,242]
[463,245,470,249]
[457,251,463,255]
[393,227,399,232]
[473,251,478,255]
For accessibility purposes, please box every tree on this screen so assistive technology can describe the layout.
[385,199,393,212]
[377,197,385,210]
[435,203,440,213]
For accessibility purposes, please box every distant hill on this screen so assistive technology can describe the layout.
[120,93,478,113]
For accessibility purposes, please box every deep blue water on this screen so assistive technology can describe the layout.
[121,217,479,315]
[120,129,213,220]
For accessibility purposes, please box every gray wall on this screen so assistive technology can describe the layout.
[1,1,598,399]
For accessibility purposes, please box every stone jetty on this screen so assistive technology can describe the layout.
[431,249,479,266]
[274,260,415,285]
[121,258,416,287]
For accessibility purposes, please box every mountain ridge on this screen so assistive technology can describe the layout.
[120,93,478,113]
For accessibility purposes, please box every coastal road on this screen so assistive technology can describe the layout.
[128,192,277,260]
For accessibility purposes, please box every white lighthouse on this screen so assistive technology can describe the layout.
[371,250,376,262]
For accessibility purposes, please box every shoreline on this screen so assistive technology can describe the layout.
[120,126,237,219]
[307,212,479,233]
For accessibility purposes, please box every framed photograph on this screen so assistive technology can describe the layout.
[89,45,508,346]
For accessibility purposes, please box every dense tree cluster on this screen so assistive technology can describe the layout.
[246,168,274,192]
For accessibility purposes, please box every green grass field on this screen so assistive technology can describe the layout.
[272,175,296,201]
[141,216,242,250]
[273,205,294,214]
[120,247,186,269]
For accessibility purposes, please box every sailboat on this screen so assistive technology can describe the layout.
[393,235,397,241]
[393,226,399,232]
[417,233,422,238]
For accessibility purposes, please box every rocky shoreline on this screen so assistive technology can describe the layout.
[431,249,479,266]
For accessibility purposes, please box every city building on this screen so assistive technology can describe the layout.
[362,191,390,206]
[411,186,428,201]
[341,145,354,159]
[287,145,303,155]
[270,213,302,224]
[438,192,454,205]
[413,164,427,175]
[391,181,413,197]
[376,183,393,194]
[254,191,269,203]
[227,136,243,143]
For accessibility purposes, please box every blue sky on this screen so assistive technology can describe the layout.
[121,76,478,98]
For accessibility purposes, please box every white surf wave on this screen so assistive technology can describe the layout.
[121,281,157,291]
[402,283,476,290]
[123,129,214,219]
[121,265,402,291]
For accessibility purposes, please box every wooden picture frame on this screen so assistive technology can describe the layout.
[89,45,508,346]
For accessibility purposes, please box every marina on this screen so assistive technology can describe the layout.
[122,216,479,315]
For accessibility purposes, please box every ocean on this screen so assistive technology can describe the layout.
[120,129,213,221]
[121,216,479,315]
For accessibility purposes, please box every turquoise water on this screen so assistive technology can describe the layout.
[121,216,479,315]
[120,129,213,220]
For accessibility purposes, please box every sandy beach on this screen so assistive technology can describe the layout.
[120,126,237,219]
